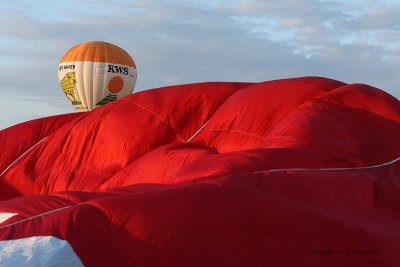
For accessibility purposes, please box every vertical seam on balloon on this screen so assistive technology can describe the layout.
[81,60,89,111]
[93,45,100,111]
[89,60,95,110]
[0,137,47,178]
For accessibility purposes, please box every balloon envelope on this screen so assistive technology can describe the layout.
[58,41,137,112]
[1,77,400,266]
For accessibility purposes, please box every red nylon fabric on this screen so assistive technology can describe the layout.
[1,77,400,266]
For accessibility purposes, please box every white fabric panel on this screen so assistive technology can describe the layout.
[94,62,106,111]
[0,236,84,267]
[0,213,18,224]
[81,60,92,111]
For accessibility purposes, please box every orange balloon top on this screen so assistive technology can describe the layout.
[60,41,136,68]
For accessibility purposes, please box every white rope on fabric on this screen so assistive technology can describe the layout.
[1,127,400,230]
[0,137,47,178]
[186,120,210,143]
[0,205,71,230]
[251,155,400,174]
[2,155,400,230]
[0,155,399,230]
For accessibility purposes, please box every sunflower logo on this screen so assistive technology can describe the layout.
[60,72,81,105]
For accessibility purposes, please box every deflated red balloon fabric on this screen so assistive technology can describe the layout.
[0,77,400,266]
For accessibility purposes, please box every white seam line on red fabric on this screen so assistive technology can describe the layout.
[0,205,72,230]
[251,156,400,174]
[186,120,209,143]
[0,154,399,229]
[125,100,186,141]
[0,137,47,178]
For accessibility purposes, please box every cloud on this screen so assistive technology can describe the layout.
[0,0,400,129]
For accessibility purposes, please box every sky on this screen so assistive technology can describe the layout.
[1,0,400,130]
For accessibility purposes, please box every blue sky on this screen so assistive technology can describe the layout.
[1,0,400,129]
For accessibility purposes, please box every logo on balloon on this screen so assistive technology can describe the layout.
[96,76,125,106]
[107,64,129,75]
[60,72,81,105]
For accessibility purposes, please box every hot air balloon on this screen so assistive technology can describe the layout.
[58,41,137,112]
